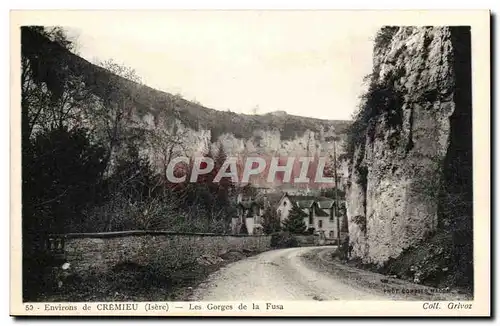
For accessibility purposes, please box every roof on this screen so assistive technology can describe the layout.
[286,195,335,209]
[254,192,284,207]
[237,191,285,210]
[296,200,315,208]
[237,201,259,209]
[287,206,309,217]
[287,195,316,208]
[317,199,335,209]
[314,205,330,217]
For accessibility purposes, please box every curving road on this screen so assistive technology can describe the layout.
[190,246,470,301]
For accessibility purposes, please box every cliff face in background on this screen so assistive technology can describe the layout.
[346,26,473,266]
[22,28,350,187]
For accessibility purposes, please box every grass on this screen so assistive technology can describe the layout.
[339,232,473,295]
[303,247,471,301]
[35,249,262,302]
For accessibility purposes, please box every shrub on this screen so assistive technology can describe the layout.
[261,208,281,234]
[337,236,351,261]
[343,27,405,165]
[373,26,400,52]
[282,205,307,234]
[270,232,299,249]
[139,238,199,287]
[352,215,367,233]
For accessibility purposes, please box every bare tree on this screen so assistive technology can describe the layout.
[148,119,189,179]
[90,58,144,174]
[22,26,94,138]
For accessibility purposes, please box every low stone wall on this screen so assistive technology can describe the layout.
[51,231,271,275]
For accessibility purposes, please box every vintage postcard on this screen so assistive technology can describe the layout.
[10,10,490,317]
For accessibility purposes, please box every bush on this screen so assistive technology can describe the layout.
[282,205,307,234]
[261,208,281,234]
[343,28,405,165]
[373,27,400,52]
[270,232,299,249]
[352,215,367,233]
[337,236,351,261]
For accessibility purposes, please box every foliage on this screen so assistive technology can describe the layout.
[336,236,351,261]
[351,215,367,233]
[20,26,240,299]
[270,232,299,249]
[28,26,351,141]
[282,205,307,234]
[261,207,281,234]
[319,188,346,200]
[344,70,404,165]
[343,27,405,165]
[23,126,108,232]
[373,27,400,52]
[380,232,472,292]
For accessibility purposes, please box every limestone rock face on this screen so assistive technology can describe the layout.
[22,29,351,187]
[346,27,471,265]
[135,113,349,189]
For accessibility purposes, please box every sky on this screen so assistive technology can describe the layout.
[64,11,381,121]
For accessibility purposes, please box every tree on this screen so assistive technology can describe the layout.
[320,188,346,200]
[262,207,281,234]
[23,126,108,233]
[90,58,144,175]
[95,59,143,84]
[282,205,307,234]
[21,26,95,140]
[22,126,108,300]
[147,115,188,182]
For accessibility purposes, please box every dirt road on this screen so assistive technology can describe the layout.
[190,246,471,301]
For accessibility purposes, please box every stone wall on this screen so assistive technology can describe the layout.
[55,231,271,275]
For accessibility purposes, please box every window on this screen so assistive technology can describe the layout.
[318,220,323,228]
[329,208,334,222]
[278,209,282,217]
[329,231,334,239]
[283,201,287,206]
[309,210,313,225]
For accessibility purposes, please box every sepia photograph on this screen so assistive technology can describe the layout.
[9,9,490,316]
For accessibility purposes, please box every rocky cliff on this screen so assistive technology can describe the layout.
[346,26,473,267]
[22,27,350,187]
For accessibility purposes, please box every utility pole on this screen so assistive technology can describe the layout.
[333,135,340,247]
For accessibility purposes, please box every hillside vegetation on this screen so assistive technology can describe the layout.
[21,26,351,300]
[22,27,350,142]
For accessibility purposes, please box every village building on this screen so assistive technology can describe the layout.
[232,192,283,235]
[231,191,347,239]
[275,194,347,240]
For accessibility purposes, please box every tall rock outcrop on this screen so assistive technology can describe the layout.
[346,26,472,265]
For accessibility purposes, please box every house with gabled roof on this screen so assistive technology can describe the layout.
[276,193,347,240]
[230,190,347,240]
[232,192,284,235]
